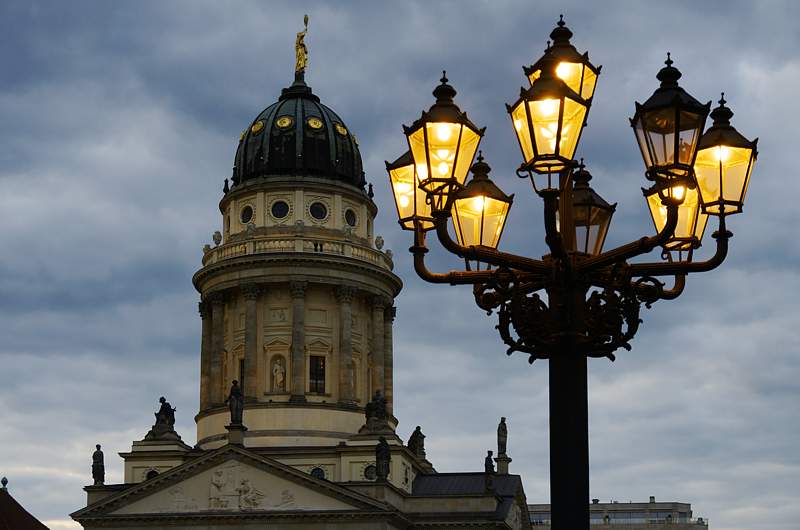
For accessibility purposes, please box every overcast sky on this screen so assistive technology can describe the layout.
[0,1,798,529]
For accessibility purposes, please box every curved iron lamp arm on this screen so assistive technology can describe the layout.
[577,203,680,273]
[431,211,551,274]
[628,217,732,277]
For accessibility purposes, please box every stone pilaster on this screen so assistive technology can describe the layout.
[199,301,212,411]
[289,281,307,403]
[336,286,355,405]
[242,284,260,400]
[384,304,395,416]
[371,295,387,398]
[209,292,226,405]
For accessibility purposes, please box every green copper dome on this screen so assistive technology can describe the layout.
[231,77,365,189]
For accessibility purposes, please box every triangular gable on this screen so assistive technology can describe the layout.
[72,445,388,518]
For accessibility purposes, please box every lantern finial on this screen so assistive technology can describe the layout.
[433,71,456,103]
[551,14,573,44]
[709,92,734,125]
[656,52,682,87]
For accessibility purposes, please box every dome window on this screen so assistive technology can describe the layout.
[275,115,294,129]
[345,209,358,227]
[250,120,265,135]
[335,123,348,136]
[307,117,324,130]
[309,201,328,221]
[240,205,254,224]
[310,467,326,480]
[271,200,290,220]
[364,465,377,481]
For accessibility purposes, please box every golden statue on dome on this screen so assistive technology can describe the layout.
[295,14,309,73]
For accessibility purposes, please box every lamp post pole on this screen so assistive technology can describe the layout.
[387,17,757,530]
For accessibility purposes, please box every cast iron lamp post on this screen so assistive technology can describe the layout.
[386,16,758,530]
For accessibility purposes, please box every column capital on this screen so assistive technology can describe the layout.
[335,285,356,304]
[242,283,261,300]
[289,281,308,299]
[207,291,226,306]
[372,295,392,310]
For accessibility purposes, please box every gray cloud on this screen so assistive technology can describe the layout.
[0,1,797,528]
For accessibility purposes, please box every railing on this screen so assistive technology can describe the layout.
[530,518,709,526]
[202,235,394,271]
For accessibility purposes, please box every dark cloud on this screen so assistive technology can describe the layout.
[0,1,797,528]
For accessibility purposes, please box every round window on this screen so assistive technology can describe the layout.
[307,117,324,130]
[271,200,290,219]
[240,205,254,224]
[310,467,326,480]
[310,202,328,221]
[364,465,377,481]
[345,209,357,227]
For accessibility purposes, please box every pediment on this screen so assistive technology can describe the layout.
[74,445,386,518]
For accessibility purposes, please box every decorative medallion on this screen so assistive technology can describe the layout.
[307,117,324,130]
[251,120,265,135]
[239,129,246,142]
[352,133,359,145]
[335,123,348,136]
[275,115,293,129]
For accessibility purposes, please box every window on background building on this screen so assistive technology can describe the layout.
[309,356,325,393]
[239,359,245,394]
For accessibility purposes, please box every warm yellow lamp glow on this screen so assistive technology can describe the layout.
[645,185,707,251]
[386,151,433,231]
[692,95,758,215]
[451,155,513,249]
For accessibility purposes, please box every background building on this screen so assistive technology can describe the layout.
[528,497,708,528]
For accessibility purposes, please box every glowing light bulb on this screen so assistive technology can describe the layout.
[514,119,523,131]
[395,182,412,194]
[471,196,486,212]
[715,145,730,162]
[436,149,451,160]
[416,164,428,179]
[399,196,410,208]
[435,123,452,141]
[539,99,558,117]
[437,162,450,176]
[673,185,686,201]
[556,62,570,79]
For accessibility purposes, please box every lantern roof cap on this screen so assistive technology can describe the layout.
[697,94,759,151]
[634,54,709,115]
[523,17,600,81]
[520,54,585,102]
[550,15,573,45]
[457,152,513,203]
[572,160,615,210]
[656,53,682,87]
[385,150,414,171]
[403,72,484,134]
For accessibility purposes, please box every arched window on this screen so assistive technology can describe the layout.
[310,467,326,480]
[145,469,159,480]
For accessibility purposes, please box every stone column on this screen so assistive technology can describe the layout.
[371,296,387,398]
[199,301,212,411]
[336,286,355,405]
[209,292,226,405]
[242,284,260,400]
[289,281,307,403]
[384,304,395,416]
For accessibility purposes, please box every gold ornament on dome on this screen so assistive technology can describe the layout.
[335,123,348,136]
[307,117,324,130]
[239,129,246,142]
[251,120,265,135]
[295,14,309,73]
[352,134,359,145]
[276,116,294,129]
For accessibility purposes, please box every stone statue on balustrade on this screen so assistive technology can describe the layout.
[144,396,182,441]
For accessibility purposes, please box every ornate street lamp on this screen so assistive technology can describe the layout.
[693,94,758,215]
[403,73,484,211]
[631,54,710,202]
[451,153,513,250]
[386,151,434,231]
[388,19,757,530]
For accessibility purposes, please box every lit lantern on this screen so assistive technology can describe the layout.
[631,54,710,190]
[508,54,589,184]
[524,16,601,102]
[403,72,484,211]
[644,184,708,251]
[451,154,513,249]
[569,163,615,255]
[386,151,434,231]
[693,94,758,215]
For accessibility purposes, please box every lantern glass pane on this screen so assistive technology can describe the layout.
[574,204,610,255]
[454,127,481,186]
[642,108,676,168]
[453,195,509,249]
[559,98,587,161]
[425,122,462,183]
[677,111,703,168]
[389,163,433,230]
[511,101,535,163]
[528,64,597,101]
[694,145,754,214]
[634,117,653,168]
[530,98,563,156]
[408,128,430,184]
[646,186,708,250]
[579,68,598,100]
[527,69,542,85]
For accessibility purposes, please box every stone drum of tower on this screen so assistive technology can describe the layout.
[192,73,402,450]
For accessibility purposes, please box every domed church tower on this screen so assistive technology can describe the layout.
[193,34,401,450]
